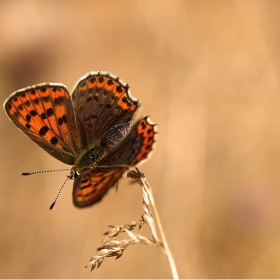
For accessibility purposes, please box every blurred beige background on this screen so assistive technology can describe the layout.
[1,0,280,278]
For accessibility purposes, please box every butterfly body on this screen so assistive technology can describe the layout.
[4,72,156,208]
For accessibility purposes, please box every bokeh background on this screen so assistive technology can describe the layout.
[1,0,280,278]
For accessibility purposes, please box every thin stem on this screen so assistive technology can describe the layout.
[140,177,179,280]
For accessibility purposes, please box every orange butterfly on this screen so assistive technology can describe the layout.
[4,72,156,208]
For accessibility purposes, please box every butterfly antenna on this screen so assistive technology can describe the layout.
[22,168,71,176]
[49,176,70,211]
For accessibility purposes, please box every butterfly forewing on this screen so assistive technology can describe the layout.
[4,84,79,164]
[71,72,140,149]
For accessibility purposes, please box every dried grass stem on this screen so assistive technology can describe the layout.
[85,168,179,279]
[138,174,179,280]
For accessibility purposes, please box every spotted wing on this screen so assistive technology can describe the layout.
[71,71,140,149]
[72,167,128,207]
[102,116,157,167]
[3,84,79,164]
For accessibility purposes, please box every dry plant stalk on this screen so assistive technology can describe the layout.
[84,168,179,279]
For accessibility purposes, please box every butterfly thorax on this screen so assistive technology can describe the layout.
[73,145,108,174]
[73,121,134,174]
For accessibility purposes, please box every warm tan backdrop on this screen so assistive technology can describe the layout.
[1,0,280,278]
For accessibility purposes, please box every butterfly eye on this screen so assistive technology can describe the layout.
[68,170,79,179]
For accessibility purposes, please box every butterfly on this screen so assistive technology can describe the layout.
[3,71,156,208]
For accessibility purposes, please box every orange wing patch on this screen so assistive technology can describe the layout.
[4,84,78,164]
[131,117,156,165]
[73,167,128,207]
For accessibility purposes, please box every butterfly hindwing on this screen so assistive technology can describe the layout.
[72,167,128,207]
[4,84,79,164]
[72,117,156,208]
